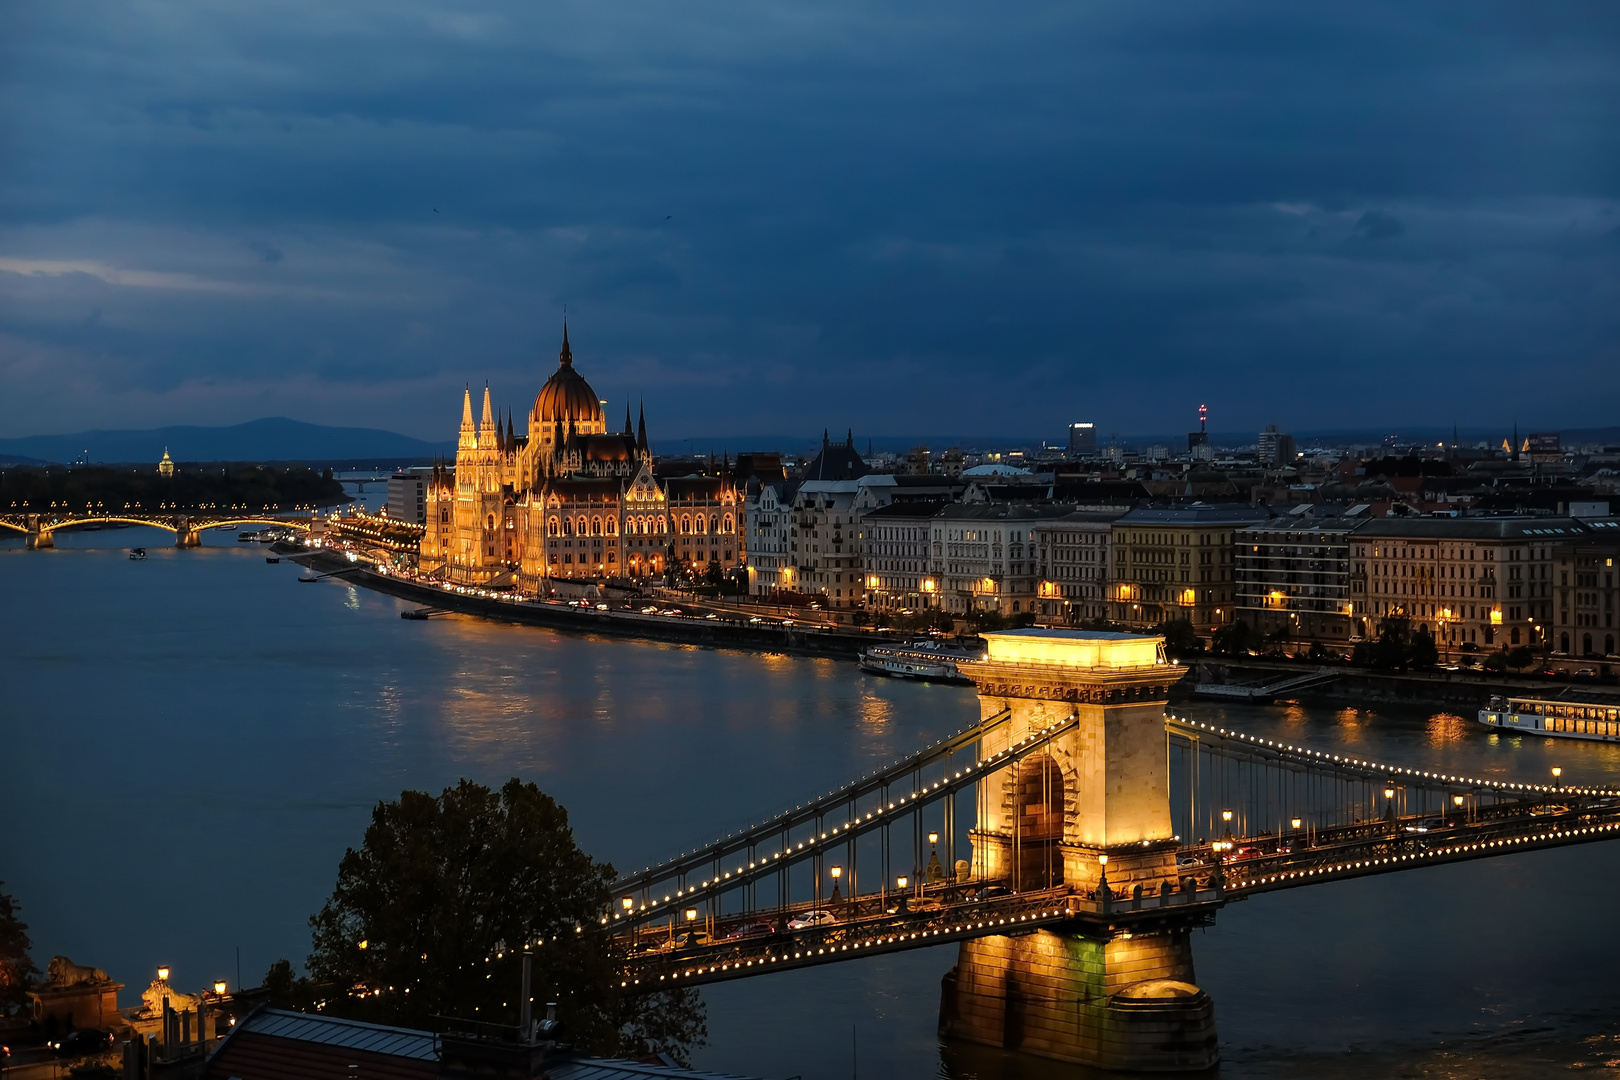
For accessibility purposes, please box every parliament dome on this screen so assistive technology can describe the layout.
[533,325,604,427]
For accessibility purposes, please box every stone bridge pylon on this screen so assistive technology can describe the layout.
[941,629,1218,1071]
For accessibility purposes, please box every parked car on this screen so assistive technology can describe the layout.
[50,1030,114,1058]
[724,921,776,940]
[640,606,659,614]
[787,910,838,930]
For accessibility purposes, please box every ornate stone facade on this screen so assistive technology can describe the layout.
[420,327,741,591]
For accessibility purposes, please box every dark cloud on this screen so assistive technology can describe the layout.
[1353,211,1406,241]
[0,0,1616,440]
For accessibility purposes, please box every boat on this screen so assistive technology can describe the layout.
[129,548,147,560]
[857,639,978,684]
[238,531,256,542]
[265,556,280,564]
[1479,694,1620,743]
[298,572,319,583]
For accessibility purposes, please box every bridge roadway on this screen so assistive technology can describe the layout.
[619,795,1620,989]
[0,511,310,545]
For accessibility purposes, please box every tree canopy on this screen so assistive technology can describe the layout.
[0,880,39,1016]
[303,778,704,1063]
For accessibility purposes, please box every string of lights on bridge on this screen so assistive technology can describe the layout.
[622,906,1074,988]
[620,709,1016,886]
[1164,714,1618,798]
[607,713,1078,924]
[1228,818,1620,893]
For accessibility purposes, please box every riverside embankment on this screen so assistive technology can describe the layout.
[290,548,890,660]
[1188,657,1611,711]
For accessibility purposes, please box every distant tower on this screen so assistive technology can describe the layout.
[157,448,175,478]
[1187,405,1211,461]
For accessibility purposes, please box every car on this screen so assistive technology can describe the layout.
[786,910,838,930]
[673,930,711,950]
[1175,855,1201,868]
[50,1029,114,1058]
[641,606,659,614]
[969,885,1013,901]
[1531,803,1573,816]
[1576,668,1598,679]
[748,616,764,624]
[704,613,720,620]
[595,603,609,611]
[724,921,776,940]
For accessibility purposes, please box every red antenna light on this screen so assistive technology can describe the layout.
[1198,404,1208,433]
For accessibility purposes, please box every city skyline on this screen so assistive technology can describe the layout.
[2,1,1617,440]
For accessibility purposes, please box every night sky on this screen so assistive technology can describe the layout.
[1,1,1616,442]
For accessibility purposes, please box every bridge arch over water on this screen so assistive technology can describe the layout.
[0,513,310,548]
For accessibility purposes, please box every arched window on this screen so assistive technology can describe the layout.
[591,516,601,537]
[723,514,733,534]
[563,518,573,537]
[681,515,691,535]
[487,514,495,531]
[607,518,618,536]
[657,515,667,533]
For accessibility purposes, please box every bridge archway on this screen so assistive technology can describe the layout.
[1013,753,1065,891]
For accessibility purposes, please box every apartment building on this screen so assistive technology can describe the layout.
[1350,516,1591,652]
[929,504,1077,617]
[861,501,948,612]
[1550,519,1620,662]
[1032,510,1128,623]
[1108,505,1269,629]
[1234,513,1367,642]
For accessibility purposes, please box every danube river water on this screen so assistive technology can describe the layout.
[6,531,1620,1079]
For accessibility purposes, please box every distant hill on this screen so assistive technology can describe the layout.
[0,418,454,465]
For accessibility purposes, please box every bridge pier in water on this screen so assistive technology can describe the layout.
[941,630,1220,1072]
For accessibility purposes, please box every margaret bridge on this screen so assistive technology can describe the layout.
[598,629,1620,1072]
[0,511,312,548]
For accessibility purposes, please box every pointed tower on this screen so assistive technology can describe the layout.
[636,402,648,455]
[506,410,516,452]
[459,385,477,451]
[624,404,634,437]
[478,383,496,450]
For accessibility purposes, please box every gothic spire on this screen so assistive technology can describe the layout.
[636,401,647,453]
[459,385,477,450]
[624,403,633,437]
[559,319,573,368]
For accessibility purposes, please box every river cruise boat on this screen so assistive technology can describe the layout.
[1480,694,1620,743]
[857,639,978,685]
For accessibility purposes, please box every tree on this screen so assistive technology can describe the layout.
[1211,620,1258,656]
[307,779,705,1064]
[1408,628,1439,669]
[1152,619,1204,658]
[0,881,39,1016]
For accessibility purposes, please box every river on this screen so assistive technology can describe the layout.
[5,529,1620,1078]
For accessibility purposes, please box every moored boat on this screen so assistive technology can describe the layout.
[857,639,978,685]
[129,547,147,560]
[1479,693,1620,743]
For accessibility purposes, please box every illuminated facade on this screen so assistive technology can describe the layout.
[1107,506,1267,630]
[420,327,741,590]
[1350,516,1592,652]
[1032,510,1127,623]
[929,504,1076,617]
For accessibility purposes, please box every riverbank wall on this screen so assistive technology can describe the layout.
[1185,659,1572,711]
[290,549,886,662]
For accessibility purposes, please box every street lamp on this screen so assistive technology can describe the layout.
[213,980,227,996]
[895,875,910,912]
[829,864,843,906]
[926,832,943,883]
[157,966,170,982]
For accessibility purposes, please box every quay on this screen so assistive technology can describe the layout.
[288,547,903,661]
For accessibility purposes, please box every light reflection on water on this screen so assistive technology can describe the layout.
[5,533,1620,1080]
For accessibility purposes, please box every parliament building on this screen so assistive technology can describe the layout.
[420,326,742,591]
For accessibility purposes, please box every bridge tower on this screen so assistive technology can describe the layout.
[175,517,202,547]
[940,629,1219,1072]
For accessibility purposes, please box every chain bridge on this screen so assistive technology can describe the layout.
[604,629,1620,1072]
[0,511,311,548]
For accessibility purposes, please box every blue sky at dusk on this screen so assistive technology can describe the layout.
[1,1,1616,443]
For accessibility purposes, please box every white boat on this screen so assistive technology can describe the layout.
[857,640,977,685]
[1479,694,1620,743]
